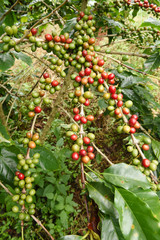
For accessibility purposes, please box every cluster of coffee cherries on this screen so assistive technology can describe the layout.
[12,153,39,221]
[97,72,160,189]
[28,72,61,120]
[126,0,160,13]
[66,106,95,164]
[2,25,20,52]
[18,132,40,149]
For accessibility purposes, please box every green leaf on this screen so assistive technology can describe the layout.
[98,98,107,109]
[0,144,19,185]
[59,210,68,229]
[30,146,59,171]
[59,236,82,240]
[101,214,124,240]
[132,188,160,222]
[61,18,77,34]
[0,119,10,140]
[56,138,64,147]
[0,53,15,72]
[152,140,160,161]
[46,192,54,199]
[141,17,160,30]
[103,163,150,190]
[86,182,117,217]
[12,51,32,66]
[144,52,160,72]
[114,187,160,240]
[43,184,55,196]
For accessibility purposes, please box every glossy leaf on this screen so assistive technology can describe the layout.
[12,51,32,65]
[0,144,19,185]
[0,53,15,72]
[30,146,59,171]
[103,163,150,190]
[132,188,160,221]
[101,214,124,240]
[86,182,117,217]
[141,17,160,30]
[144,52,160,71]
[61,18,77,34]
[114,187,160,240]
[152,139,160,161]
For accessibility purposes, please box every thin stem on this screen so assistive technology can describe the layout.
[100,50,149,58]
[31,215,55,240]
[0,0,19,22]
[21,222,24,240]
[16,0,68,44]
[92,142,113,165]
[27,68,47,96]
[22,50,50,68]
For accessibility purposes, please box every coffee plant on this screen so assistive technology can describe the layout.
[0,0,160,239]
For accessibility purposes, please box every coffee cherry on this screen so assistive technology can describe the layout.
[74,114,80,121]
[131,114,138,120]
[125,100,133,108]
[130,127,136,134]
[101,72,108,79]
[87,146,94,152]
[87,152,95,159]
[108,73,115,80]
[31,28,37,35]
[72,152,79,160]
[19,213,25,220]
[109,86,116,94]
[80,116,87,124]
[12,205,19,213]
[129,118,137,126]
[28,141,36,149]
[34,106,41,113]
[51,80,59,87]
[122,107,130,115]
[15,171,20,176]
[142,159,150,168]
[79,149,87,156]
[86,115,94,121]
[81,156,90,164]
[70,134,78,141]
[85,68,91,76]
[83,137,90,144]
[142,144,149,151]
[45,34,52,41]
[43,73,49,79]
[18,173,24,180]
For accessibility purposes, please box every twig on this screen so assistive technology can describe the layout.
[100,51,149,59]
[16,0,68,44]
[31,215,55,240]
[92,142,114,165]
[22,50,50,68]
[0,83,18,97]
[27,68,47,96]
[0,0,19,22]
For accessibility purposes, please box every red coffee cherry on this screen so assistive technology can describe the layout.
[142,159,150,168]
[45,34,52,41]
[34,106,42,113]
[18,173,25,180]
[72,152,79,161]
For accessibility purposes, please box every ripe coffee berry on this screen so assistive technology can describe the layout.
[83,137,90,145]
[128,118,137,126]
[109,86,116,94]
[101,72,108,79]
[34,106,41,113]
[74,114,80,121]
[70,134,78,141]
[87,146,94,152]
[80,116,87,124]
[130,127,136,134]
[15,171,20,176]
[79,149,87,156]
[18,173,24,180]
[85,68,91,76]
[72,152,79,161]
[73,108,79,114]
[51,80,59,87]
[75,76,81,82]
[98,78,104,84]
[108,73,115,80]
[142,159,150,168]
[45,34,52,41]
[31,28,37,35]
[84,99,90,106]
[43,73,49,79]
[142,144,150,151]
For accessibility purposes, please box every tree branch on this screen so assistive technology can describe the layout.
[100,51,149,59]
[16,0,68,44]
[0,0,20,22]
